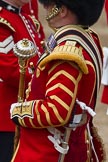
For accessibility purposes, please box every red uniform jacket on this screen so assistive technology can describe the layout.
[105,0,108,22]
[0,7,43,131]
[11,25,105,162]
[22,0,45,42]
[101,0,108,104]
[101,86,108,104]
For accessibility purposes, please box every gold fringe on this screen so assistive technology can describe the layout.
[39,45,88,74]
[91,126,107,162]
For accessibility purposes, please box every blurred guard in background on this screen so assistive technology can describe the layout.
[101,0,108,112]
[101,47,108,109]
[10,0,106,162]
[105,0,108,22]
[22,0,45,41]
[0,0,43,161]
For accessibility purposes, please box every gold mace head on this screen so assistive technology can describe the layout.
[13,38,37,59]
[21,39,29,47]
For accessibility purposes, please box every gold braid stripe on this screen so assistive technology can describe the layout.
[41,104,53,126]
[48,61,64,75]
[50,95,70,111]
[18,118,27,127]
[46,70,76,86]
[54,25,87,38]
[29,118,36,128]
[85,60,96,105]
[11,141,20,162]
[46,83,74,98]
[47,102,64,124]
[66,72,82,122]
[34,100,44,127]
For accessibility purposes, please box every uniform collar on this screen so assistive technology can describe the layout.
[0,0,20,14]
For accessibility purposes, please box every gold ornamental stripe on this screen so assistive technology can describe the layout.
[18,118,27,127]
[89,75,96,105]
[47,70,76,86]
[50,95,70,111]
[46,83,74,98]
[48,61,64,75]
[41,104,53,126]
[34,100,44,127]
[54,25,85,38]
[85,60,96,105]
[11,141,20,162]
[85,60,95,70]
[63,72,82,123]
[48,102,64,123]
[48,60,80,75]
[29,118,36,128]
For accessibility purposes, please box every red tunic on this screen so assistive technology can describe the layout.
[101,86,108,104]
[22,0,38,19]
[22,0,45,42]
[101,0,108,104]
[11,26,104,162]
[0,8,43,132]
[105,0,108,22]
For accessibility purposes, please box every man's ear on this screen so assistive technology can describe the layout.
[60,5,68,18]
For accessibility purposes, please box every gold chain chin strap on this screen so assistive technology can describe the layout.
[46,5,61,21]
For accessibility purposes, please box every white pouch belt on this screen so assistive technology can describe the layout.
[47,127,69,154]
[48,135,69,154]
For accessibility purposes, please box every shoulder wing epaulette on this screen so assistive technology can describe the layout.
[0,17,15,32]
[39,44,88,74]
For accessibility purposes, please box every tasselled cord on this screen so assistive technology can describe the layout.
[87,123,99,162]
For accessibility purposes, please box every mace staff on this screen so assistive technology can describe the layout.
[13,38,37,152]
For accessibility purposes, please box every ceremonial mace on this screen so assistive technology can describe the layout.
[13,38,36,152]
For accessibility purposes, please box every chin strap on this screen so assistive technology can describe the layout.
[46,5,61,21]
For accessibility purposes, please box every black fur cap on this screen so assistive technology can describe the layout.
[38,0,105,26]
